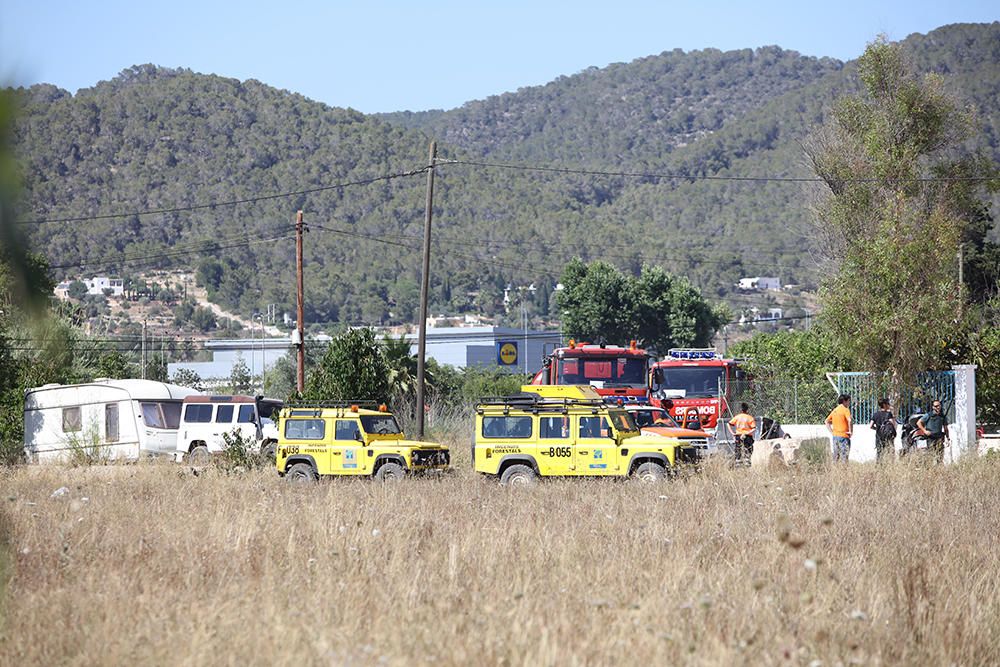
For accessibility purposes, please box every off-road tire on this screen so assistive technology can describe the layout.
[187,445,210,467]
[374,461,406,481]
[286,462,318,482]
[634,461,666,482]
[500,464,538,487]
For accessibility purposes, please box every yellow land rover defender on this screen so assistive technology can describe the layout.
[276,402,450,481]
[474,385,698,485]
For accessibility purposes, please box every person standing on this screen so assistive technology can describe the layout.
[729,403,756,464]
[917,400,949,463]
[825,394,852,463]
[869,398,896,463]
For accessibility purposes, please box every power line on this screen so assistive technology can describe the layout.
[16,167,430,226]
[440,157,999,184]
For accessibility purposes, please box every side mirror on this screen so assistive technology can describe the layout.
[354,431,364,443]
[653,369,664,385]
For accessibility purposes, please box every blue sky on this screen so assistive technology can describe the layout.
[1,1,996,113]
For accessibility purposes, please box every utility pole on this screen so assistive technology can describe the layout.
[141,319,147,380]
[958,243,964,287]
[295,210,306,395]
[416,141,437,438]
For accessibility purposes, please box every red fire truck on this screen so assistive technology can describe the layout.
[648,348,744,433]
[530,340,651,402]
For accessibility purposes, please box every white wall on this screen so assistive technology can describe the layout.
[783,423,961,463]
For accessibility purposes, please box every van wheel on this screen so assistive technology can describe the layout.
[286,462,318,482]
[261,440,277,461]
[634,461,666,482]
[188,445,210,466]
[500,464,537,487]
[375,462,405,481]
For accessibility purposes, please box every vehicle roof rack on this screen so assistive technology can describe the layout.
[284,400,383,409]
[475,393,607,414]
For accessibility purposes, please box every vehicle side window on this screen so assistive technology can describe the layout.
[539,416,569,439]
[335,420,361,441]
[579,416,609,438]
[184,404,213,423]
[285,419,325,440]
[62,407,82,433]
[238,405,256,424]
[215,405,235,423]
[482,416,532,439]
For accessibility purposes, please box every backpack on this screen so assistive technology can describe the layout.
[877,415,897,441]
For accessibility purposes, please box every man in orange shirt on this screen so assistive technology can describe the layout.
[825,394,852,463]
[729,403,756,464]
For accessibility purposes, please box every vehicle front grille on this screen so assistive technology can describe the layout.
[412,449,450,467]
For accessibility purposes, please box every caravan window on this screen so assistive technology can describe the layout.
[105,404,119,442]
[142,403,166,429]
[62,407,82,433]
[161,403,181,429]
[142,402,181,430]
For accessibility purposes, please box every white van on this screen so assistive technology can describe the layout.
[23,379,201,462]
[176,395,283,464]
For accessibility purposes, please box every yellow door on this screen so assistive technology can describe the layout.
[576,416,619,475]
[537,415,575,475]
[334,419,364,475]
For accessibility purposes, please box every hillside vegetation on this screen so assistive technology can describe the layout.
[10,22,1000,327]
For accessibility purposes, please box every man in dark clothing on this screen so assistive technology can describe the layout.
[869,398,896,463]
[917,400,949,463]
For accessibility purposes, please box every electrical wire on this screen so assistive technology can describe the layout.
[17,167,430,226]
[439,157,999,184]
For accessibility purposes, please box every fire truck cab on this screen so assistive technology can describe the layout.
[648,348,743,434]
[531,340,650,402]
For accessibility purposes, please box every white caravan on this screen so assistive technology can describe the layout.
[23,379,201,462]
[175,395,283,464]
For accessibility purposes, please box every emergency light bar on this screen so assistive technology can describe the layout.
[666,348,720,360]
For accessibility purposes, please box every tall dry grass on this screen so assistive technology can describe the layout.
[1,451,999,665]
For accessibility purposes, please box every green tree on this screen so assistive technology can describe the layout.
[382,334,420,402]
[228,355,254,395]
[66,280,88,300]
[171,368,204,391]
[304,328,390,403]
[557,259,726,353]
[96,350,133,379]
[806,36,999,385]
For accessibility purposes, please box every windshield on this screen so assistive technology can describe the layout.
[630,408,680,429]
[607,410,638,434]
[558,356,647,387]
[653,367,725,398]
[360,415,402,435]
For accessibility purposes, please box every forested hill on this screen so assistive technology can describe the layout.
[10,22,1000,329]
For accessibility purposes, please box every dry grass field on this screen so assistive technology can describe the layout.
[2,451,1000,666]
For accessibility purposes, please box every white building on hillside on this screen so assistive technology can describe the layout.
[737,276,781,291]
[54,276,125,299]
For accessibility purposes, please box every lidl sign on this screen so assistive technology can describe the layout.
[497,341,518,366]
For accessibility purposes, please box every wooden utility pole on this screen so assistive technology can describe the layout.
[295,210,306,394]
[416,142,437,438]
[141,319,147,380]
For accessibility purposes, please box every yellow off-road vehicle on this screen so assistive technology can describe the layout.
[474,386,698,485]
[276,402,450,481]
